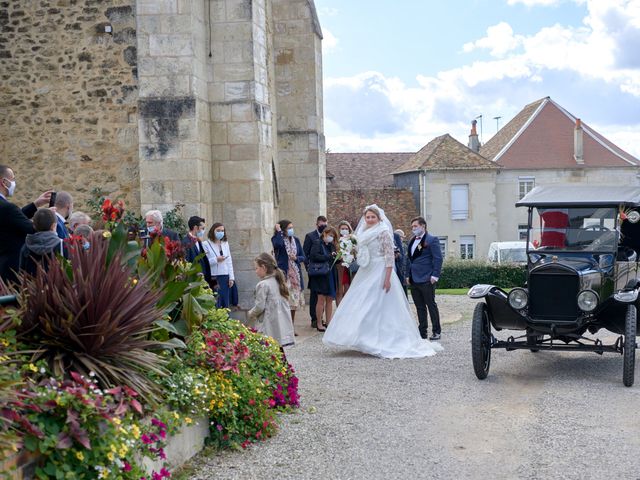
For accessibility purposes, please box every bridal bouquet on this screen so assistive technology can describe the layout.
[335,235,357,268]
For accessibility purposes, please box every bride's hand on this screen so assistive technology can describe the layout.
[383,278,391,293]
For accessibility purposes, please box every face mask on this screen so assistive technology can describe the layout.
[287,228,294,237]
[215,231,225,240]
[325,235,334,243]
[147,225,157,234]
[318,224,327,233]
[340,229,349,236]
[83,242,90,250]
[412,227,423,237]
[3,179,15,197]
[196,230,205,238]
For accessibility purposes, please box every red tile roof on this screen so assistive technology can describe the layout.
[482,97,640,169]
[393,134,498,174]
[326,152,413,190]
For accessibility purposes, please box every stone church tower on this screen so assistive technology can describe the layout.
[0,0,326,305]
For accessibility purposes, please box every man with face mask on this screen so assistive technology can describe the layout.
[407,216,443,340]
[182,216,212,285]
[303,215,328,329]
[0,165,53,283]
[143,209,180,247]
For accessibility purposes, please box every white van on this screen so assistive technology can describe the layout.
[487,241,528,264]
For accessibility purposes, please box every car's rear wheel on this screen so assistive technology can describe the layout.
[623,304,636,387]
[472,302,492,380]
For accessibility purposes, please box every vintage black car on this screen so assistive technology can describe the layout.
[469,185,640,386]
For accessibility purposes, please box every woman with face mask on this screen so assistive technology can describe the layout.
[271,220,306,335]
[203,222,235,308]
[308,226,339,331]
[335,220,355,306]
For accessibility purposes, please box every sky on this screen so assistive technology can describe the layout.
[315,0,640,157]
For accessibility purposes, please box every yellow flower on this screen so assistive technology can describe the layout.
[110,444,117,453]
[0,338,9,347]
[132,278,138,285]
[184,417,193,425]
[28,363,38,372]
[107,452,115,462]
[131,424,141,439]
[102,231,112,238]
[173,412,180,419]
[119,444,129,457]
[112,417,121,425]
[75,451,84,461]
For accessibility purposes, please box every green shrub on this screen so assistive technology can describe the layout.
[438,259,526,289]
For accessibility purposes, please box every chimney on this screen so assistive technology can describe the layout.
[574,118,584,165]
[468,119,480,152]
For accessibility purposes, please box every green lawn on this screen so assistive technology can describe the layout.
[437,288,469,295]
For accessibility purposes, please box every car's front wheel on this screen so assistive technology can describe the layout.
[472,302,492,380]
[623,304,636,387]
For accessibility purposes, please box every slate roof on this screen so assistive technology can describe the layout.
[481,97,640,168]
[393,134,499,174]
[326,152,414,190]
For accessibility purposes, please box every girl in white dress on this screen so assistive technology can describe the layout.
[322,205,443,359]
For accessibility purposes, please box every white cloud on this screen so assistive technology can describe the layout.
[462,22,524,57]
[323,0,640,158]
[322,28,339,53]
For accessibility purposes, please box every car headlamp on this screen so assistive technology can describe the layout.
[577,290,599,312]
[508,288,528,310]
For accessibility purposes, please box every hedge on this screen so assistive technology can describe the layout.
[437,260,526,289]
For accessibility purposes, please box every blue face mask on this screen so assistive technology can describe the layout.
[196,230,204,238]
[147,225,157,234]
[287,228,294,237]
[83,242,90,250]
[215,231,225,240]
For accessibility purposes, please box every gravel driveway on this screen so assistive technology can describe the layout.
[189,295,640,479]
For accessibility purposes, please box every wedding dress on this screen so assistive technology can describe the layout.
[322,206,443,359]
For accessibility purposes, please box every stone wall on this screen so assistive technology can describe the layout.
[273,0,326,231]
[327,188,418,233]
[0,0,140,212]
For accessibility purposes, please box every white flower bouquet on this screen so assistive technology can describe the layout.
[335,235,358,268]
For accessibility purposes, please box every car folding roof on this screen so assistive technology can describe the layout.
[516,185,640,208]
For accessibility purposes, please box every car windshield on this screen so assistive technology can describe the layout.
[500,248,527,262]
[529,207,618,252]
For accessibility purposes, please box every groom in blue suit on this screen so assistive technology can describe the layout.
[407,216,443,340]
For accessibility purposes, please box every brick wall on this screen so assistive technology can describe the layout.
[327,188,419,233]
[0,1,139,212]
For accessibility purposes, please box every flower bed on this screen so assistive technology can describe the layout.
[0,198,299,479]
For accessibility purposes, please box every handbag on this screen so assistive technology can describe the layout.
[307,261,330,277]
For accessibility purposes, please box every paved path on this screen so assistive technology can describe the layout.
[191,295,640,480]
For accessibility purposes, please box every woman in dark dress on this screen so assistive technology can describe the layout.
[308,226,338,332]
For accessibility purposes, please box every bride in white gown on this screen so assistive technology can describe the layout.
[322,205,443,358]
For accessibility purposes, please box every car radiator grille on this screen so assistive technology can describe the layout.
[529,269,579,321]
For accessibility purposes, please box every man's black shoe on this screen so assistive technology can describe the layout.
[311,319,318,329]
[429,333,441,341]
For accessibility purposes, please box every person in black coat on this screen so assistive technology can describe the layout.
[182,216,213,288]
[393,230,408,296]
[303,215,328,328]
[308,226,338,332]
[272,219,306,333]
[0,165,53,284]
[143,209,181,246]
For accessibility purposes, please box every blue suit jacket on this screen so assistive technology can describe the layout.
[407,233,443,284]
[56,216,69,240]
[271,233,305,290]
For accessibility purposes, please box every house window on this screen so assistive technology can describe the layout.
[460,235,475,260]
[438,237,447,258]
[451,184,469,220]
[519,176,535,200]
[518,224,528,240]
